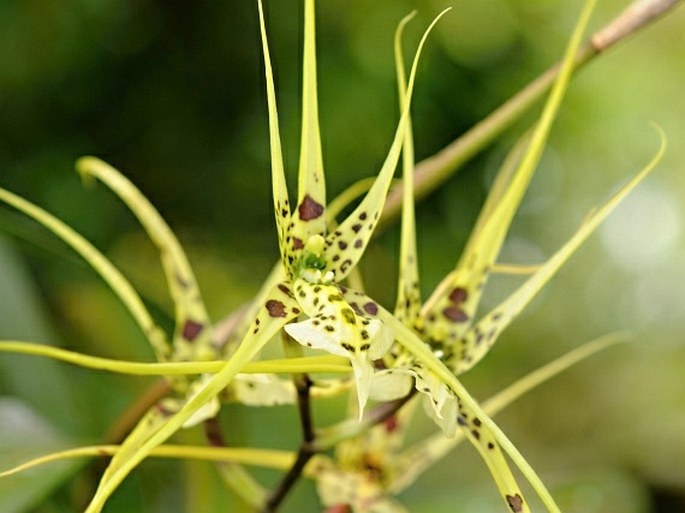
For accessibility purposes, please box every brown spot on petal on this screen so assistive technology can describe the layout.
[338,240,347,250]
[443,306,469,323]
[340,259,352,273]
[385,415,399,432]
[298,194,324,221]
[506,494,524,513]
[363,302,378,316]
[278,284,294,298]
[351,224,362,233]
[341,308,356,324]
[350,302,363,315]
[449,287,468,303]
[182,320,204,341]
[292,237,304,249]
[266,299,287,318]
[354,239,363,248]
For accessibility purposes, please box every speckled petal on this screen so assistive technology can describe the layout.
[322,10,450,282]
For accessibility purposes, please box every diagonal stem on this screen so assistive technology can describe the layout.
[378,0,683,231]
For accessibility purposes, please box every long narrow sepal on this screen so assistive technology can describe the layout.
[322,9,451,282]
[76,157,211,362]
[419,0,598,347]
[84,284,300,512]
[452,128,665,374]
[341,289,531,511]
[0,186,170,361]
[366,301,562,513]
[291,0,327,245]
[394,11,421,324]
[387,332,628,495]
[257,0,294,276]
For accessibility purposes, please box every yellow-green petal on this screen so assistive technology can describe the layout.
[76,157,211,363]
[394,11,421,325]
[257,0,294,277]
[452,128,665,375]
[322,9,450,282]
[84,284,300,512]
[419,0,597,349]
[291,0,327,245]
[0,186,170,361]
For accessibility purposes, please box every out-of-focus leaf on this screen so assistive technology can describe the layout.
[0,398,83,513]
[0,237,79,431]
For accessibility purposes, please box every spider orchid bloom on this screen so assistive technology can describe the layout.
[309,1,665,511]
[257,0,449,416]
[0,0,666,512]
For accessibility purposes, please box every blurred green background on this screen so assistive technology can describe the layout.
[1,1,684,512]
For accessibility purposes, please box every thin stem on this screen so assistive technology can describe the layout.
[262,444,315,513]
[263,374,315,512]
[378,0,683,231]
[296,374,315,444]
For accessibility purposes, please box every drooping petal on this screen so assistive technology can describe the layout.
[257,0,295,277]
[370,301,560,513]
[322,9,450,282]
[451,129,665,375]
[419,0,597,348]
[285,278,394,415]
[291,0,327,245]
[76,157,211,363]
[388,332,628,495]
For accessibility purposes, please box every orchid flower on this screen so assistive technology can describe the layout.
[0,0,667,512]
[307,0,664,511]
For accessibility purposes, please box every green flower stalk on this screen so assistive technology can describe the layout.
[0,0,668,512]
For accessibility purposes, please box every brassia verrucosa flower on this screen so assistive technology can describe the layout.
[0,0,665,511]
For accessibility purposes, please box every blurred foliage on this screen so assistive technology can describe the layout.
[1,1,684,512]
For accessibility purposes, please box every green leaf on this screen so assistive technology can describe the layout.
[0,398,83,513]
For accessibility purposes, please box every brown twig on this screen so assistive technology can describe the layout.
[262,373,315,512]
[377,0,683,231]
